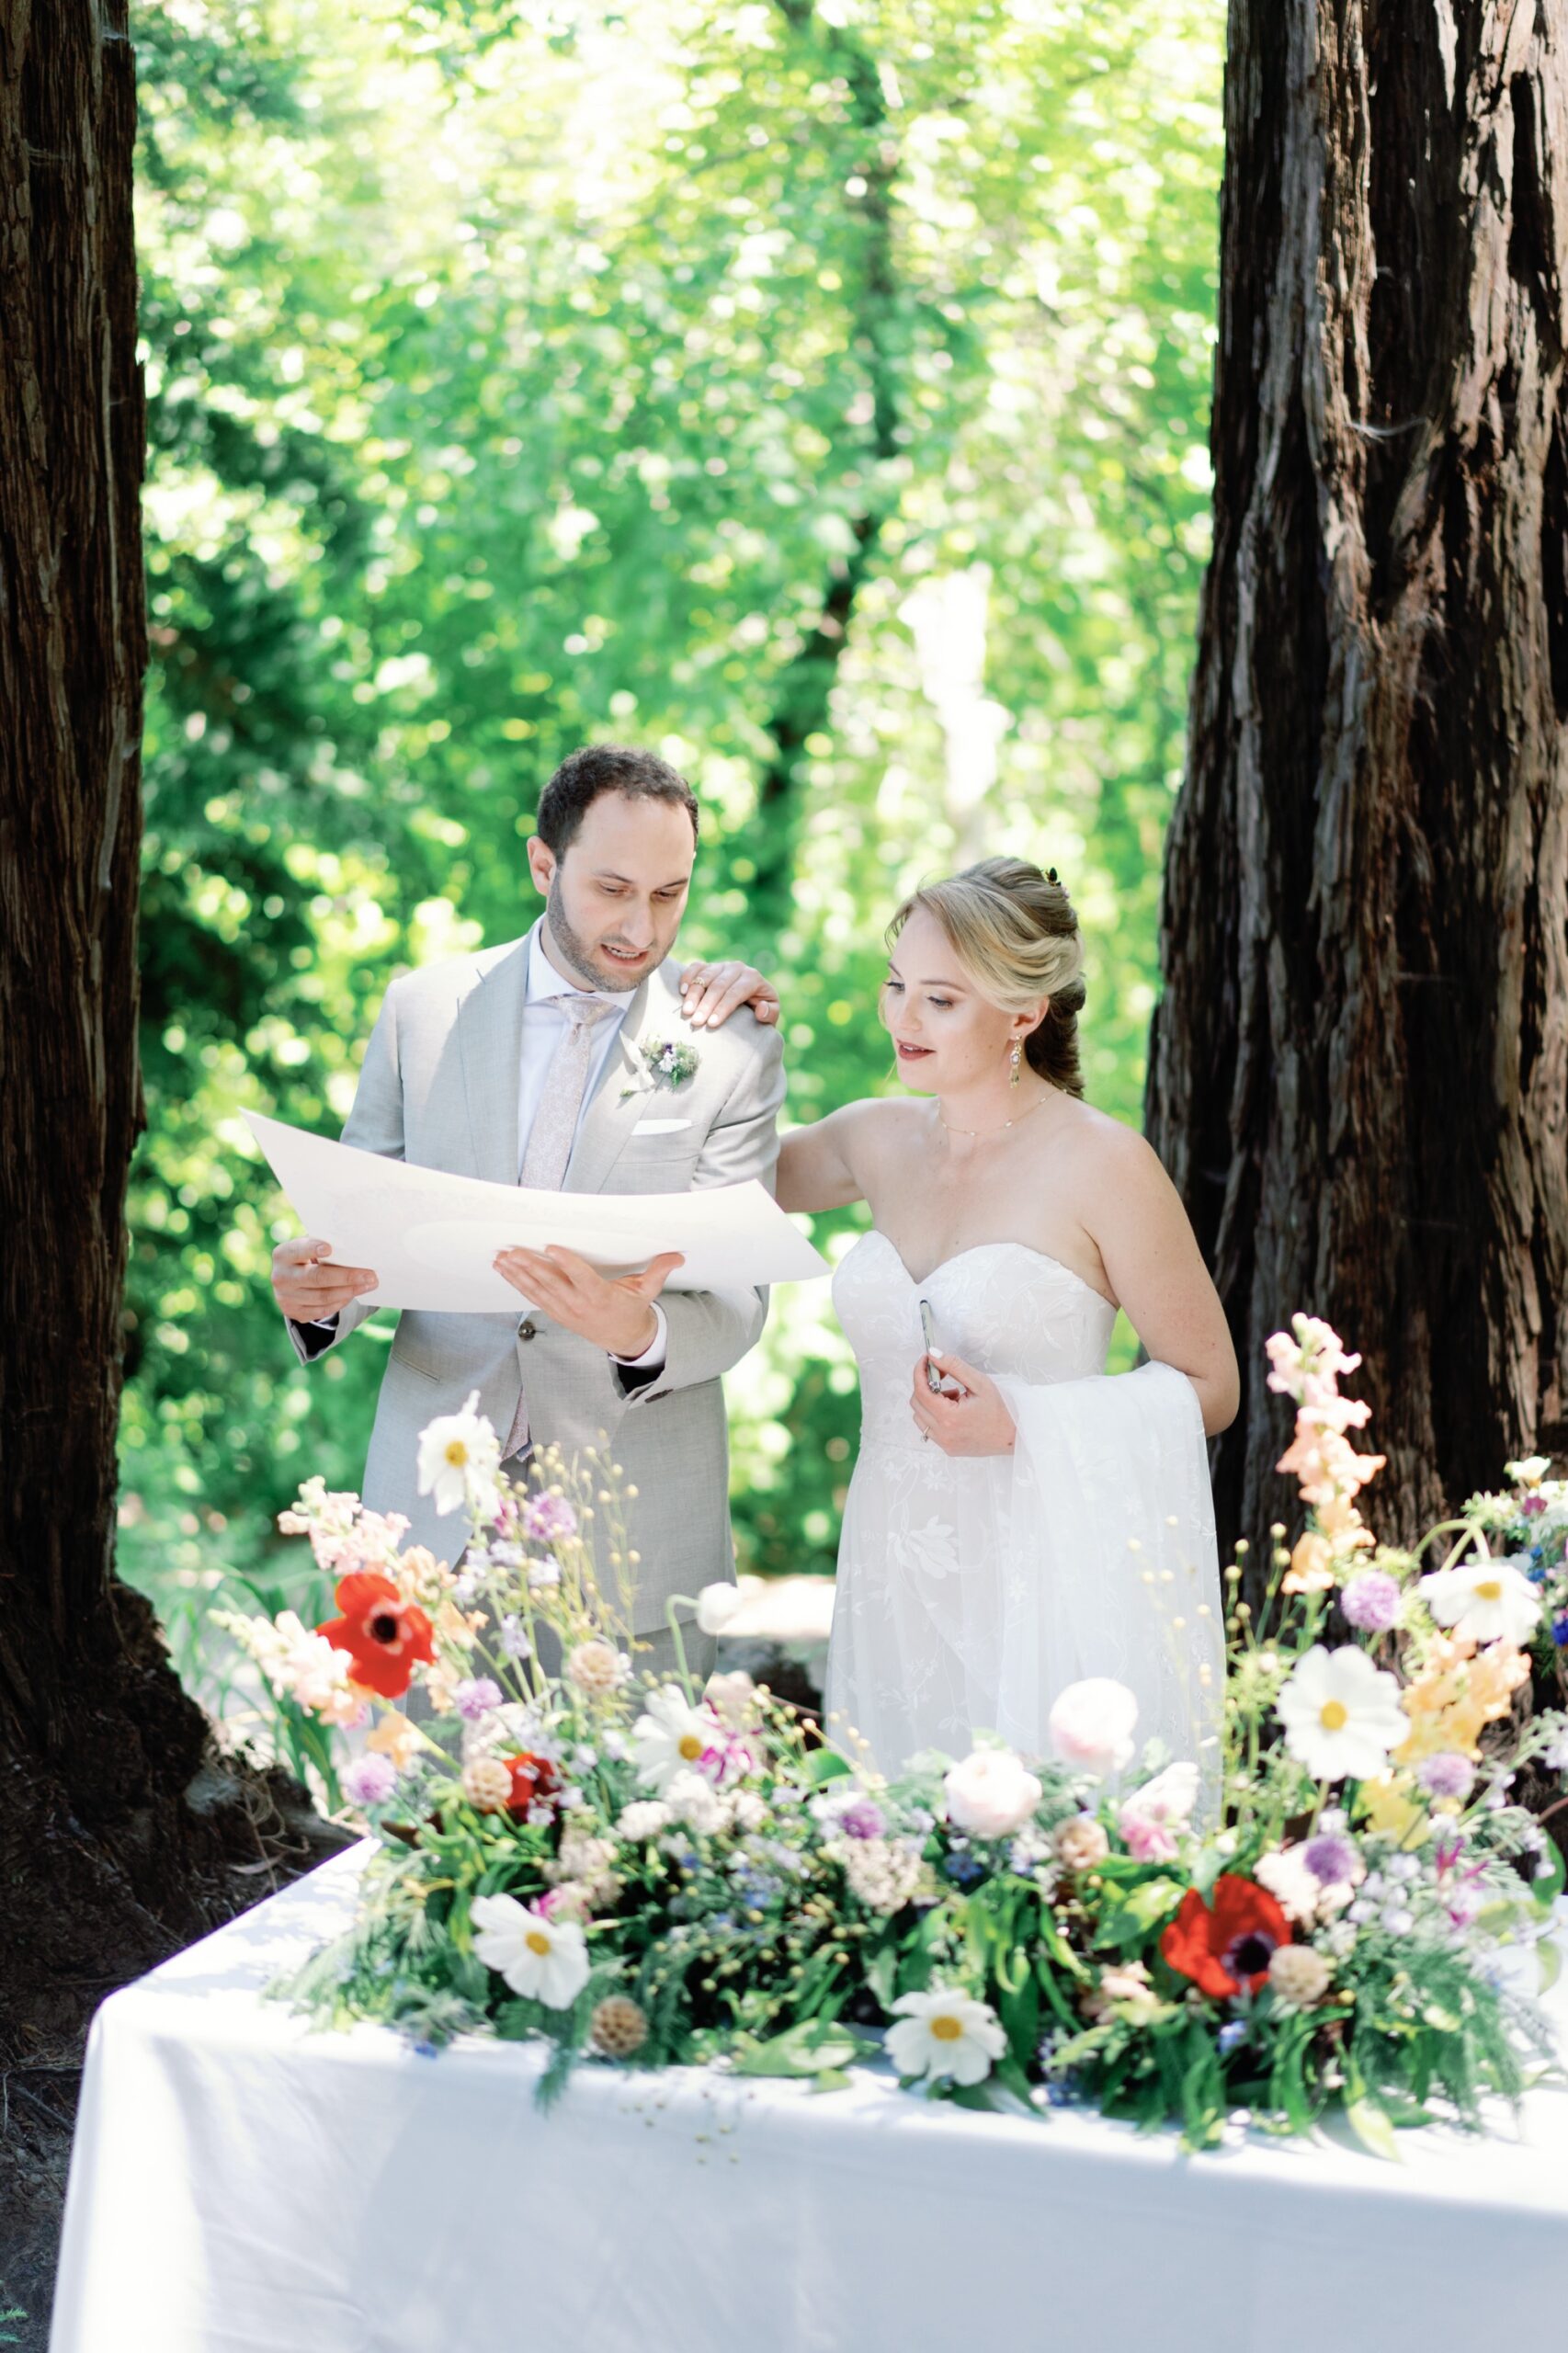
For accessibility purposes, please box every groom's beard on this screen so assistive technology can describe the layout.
[545,878,660,995]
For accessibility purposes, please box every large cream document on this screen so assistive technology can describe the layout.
[245,1111,830,1313]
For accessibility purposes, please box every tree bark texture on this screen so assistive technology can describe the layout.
[1147,1,1568,1551]
[745,0,903,931]
[0,2,332,2070]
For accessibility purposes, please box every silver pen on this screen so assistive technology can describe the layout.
[918,1298,943,1392]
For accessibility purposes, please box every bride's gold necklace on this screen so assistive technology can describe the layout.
[937,1091,1052,1141]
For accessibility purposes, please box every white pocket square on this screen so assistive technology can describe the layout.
[632,1116,692,1135]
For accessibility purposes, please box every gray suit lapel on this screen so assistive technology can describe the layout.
[457,937,529,1184]
[565,970,674,1194]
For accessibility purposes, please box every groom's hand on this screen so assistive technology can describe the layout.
[271,1235,379,1320]
[678,960,779,1031]
[493,1244,684,1358]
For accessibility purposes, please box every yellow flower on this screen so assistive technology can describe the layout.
[1355,1778,1430,1847]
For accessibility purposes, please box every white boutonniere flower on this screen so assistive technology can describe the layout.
[622,1036,700,1099]
[644,1037,699,1086]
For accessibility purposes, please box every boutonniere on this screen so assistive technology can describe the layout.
[621,1037,699,1100]
[644,1036,699,1086]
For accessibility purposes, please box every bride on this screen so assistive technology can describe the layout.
[687,857,1237,1775]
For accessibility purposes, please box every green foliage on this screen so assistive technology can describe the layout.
[122,0,1225,1700]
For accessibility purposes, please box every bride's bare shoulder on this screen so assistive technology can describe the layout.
[832,1096,927,1163]
[1044,1098,1176,1197]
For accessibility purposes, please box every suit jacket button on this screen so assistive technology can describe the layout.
[518,1320,536,1341]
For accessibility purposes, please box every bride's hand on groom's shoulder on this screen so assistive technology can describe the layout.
[908,1352,1017,1457]
[678,961,778,1030]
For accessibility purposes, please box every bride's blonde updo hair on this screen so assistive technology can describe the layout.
[888,855,1088,1098]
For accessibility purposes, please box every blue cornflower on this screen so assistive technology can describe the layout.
[943,1851,985,1887]
[1553,1614,1568,1647]
[1217,2021,1248,2057]
[1528,1562,1548,1585]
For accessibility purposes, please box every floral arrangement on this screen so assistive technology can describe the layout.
[1452,1456,1568,1694]
[222,1327,1568,2152]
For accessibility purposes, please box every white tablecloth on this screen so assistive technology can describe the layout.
[51,1846,1568,2353]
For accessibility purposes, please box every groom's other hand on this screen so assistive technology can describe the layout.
[678,960,778,1031]
[493,1244,684,1358]
[271,1235,380,1321]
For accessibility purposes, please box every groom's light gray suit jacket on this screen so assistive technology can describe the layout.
[289,933,785,1631]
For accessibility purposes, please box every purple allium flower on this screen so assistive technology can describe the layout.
[453,1676,503,1721]
[523,1494,578,1544]
[838,1799,887,1841]
[342,1753,398,1807]
[1416,1752,1475,1800]
[1301,1832,1359,1886]
[1340,1571,1402,1632]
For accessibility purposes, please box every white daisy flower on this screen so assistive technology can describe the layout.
[1418,1557,1540,1649]
[631,1686,720,1793]
[415,1392,502,1519]
[886,1987,1006,2088]
[1275,1644,1407,1782]
[470,1893,589,2008]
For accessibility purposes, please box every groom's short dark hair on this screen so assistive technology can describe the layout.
[537,745,699,857]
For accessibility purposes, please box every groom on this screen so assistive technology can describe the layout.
[269,745,784,1671]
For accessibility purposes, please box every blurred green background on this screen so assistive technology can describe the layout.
[121,0,1224,1711]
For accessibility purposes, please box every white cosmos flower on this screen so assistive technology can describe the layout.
[1418,1557,1540,1648]
[416,1392,502,1519]
[1275,1645,1407,1781]
[886,1988,1006,2088]
[631,1686,720,1792]
[470,1894,589,2008]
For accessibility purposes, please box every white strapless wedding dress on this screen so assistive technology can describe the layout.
[824,1231,1224,1779]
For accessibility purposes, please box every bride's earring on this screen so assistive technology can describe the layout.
[1008,1040,1022,1088]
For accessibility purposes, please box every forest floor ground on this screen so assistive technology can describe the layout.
[2,2094,76,2353]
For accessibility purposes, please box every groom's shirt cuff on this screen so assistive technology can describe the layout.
[611,1303,667,1376]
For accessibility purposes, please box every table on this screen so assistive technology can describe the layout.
[51,1846,1568,2353]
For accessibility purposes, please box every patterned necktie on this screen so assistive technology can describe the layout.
[502,992,618,1463]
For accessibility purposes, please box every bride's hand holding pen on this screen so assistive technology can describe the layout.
[908,1348,1017,1456]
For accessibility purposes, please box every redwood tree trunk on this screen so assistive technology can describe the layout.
[0,3,327,2086]
[1147,1,1568,1551]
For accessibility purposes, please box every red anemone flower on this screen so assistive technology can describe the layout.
[317,1572,435,1700]
[1160,1875,1291,1998]
[503,1751,561,1816]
